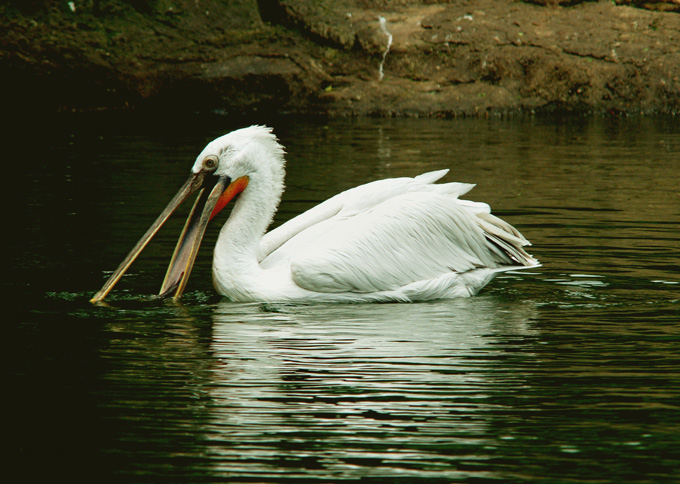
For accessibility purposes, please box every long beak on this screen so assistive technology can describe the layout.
[90,173,206,303]
[91,170,249,303]
[157,175,231,299]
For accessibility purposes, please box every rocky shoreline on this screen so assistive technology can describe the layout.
[2,0,679,116]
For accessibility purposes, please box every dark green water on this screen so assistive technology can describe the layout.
[7,115,679,483]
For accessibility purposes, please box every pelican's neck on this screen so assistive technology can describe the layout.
[212,169,284,293]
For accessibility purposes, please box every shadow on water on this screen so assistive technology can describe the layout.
[6,114,680,483]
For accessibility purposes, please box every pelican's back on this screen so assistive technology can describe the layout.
[258,170,538,300]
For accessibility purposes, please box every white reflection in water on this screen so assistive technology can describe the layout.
[201,298,539,479]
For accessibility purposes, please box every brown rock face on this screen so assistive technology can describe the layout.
[2,0,679,116]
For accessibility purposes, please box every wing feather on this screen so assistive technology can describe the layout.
[259,170,467,265]
[290,192,527,294]
[259,170,537,295]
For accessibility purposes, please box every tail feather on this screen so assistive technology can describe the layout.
[475,213,538,267]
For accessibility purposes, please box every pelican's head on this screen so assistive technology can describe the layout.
[192,125,285,180]
[90,125,285,303]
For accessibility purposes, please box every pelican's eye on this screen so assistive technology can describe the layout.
[202,155,219,172]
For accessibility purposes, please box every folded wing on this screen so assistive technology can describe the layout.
[259,170,537,294]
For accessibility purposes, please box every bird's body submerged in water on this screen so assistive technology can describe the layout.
[91,126,539,304]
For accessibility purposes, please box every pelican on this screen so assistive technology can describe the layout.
[91,125,539,303]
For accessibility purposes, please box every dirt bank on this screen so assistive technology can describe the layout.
[2,0,679,116]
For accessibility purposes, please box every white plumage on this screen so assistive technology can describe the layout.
[207,126,539,302]
[91,125,539,304]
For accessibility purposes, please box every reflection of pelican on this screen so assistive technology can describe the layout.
[205,299,540,478]
[91,126,539,303]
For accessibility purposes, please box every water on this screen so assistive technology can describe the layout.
[7,115,680,483]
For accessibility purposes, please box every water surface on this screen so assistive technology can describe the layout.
[7,115,679,483]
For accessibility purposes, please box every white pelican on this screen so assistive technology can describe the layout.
[91,125,539,303]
